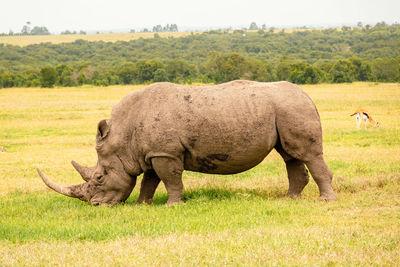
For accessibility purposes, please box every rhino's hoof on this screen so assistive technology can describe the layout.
[166,200,183,207]
[285,193,302,199]
[318,193,338,202]
[134,198,154,205]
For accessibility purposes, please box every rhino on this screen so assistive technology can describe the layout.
[37,80,337,206]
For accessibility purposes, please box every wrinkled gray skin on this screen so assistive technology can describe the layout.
[38,80,337,206]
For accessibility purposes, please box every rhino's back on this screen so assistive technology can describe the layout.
[125,81,315,174]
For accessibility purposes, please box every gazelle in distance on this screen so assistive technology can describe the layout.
[350,108,380,129]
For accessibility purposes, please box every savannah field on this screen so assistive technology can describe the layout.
[0,32,193,46]
[0,29,314,46]
[0,82,399,266]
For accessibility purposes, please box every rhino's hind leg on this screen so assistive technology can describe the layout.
[305,155,338,202]
[276,118,337,201]
[135,170,161,205]
[276,146,309,198]
[151,157,184,205]
[285,159,310,199]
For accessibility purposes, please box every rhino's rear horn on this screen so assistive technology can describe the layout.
[37,168,88,201]
[71,160,95,182]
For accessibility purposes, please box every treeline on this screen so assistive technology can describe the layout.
[1,23,400,88]
[1,22,50,36]
[1,54,399,88]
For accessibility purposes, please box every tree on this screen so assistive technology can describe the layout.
[40,67,57,87]
[153,25,163,32]
[153,68,168,82]
[329,59,355,83]
[22,70,40,87]
[349,58,372,81]
[246,59,275,82]
[134,60,164,83]
[77,73,86,85]
[21,25,30,35]
[249,22,258,30]
[170,24,178,32]
[289,62,323,84]
[375,21,387,28]
[56,64,74,86]
[371,58,400,82]
[21,21,31,35]
[117,63,137,84]
[276,57,293,81]
[205,52,248,83]
[341,26,351,32]
[0,71,17,88]
[30,26,50,35]
[166,60,197,83]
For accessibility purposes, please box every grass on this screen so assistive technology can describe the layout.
[0,32,194,46]
[0,82,399,266]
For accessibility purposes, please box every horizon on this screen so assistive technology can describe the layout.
[2,21,398,35]
[1,0,399,34]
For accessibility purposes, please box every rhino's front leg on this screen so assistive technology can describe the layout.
[151,157,184,205]
[135,170,161,205]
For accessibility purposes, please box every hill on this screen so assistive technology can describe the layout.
[1,24,399,88]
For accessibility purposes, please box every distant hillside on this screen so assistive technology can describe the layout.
[1,24,399,87]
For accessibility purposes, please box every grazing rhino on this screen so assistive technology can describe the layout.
[37,80,337,206]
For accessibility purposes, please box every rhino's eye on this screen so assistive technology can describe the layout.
[94,173,104,182]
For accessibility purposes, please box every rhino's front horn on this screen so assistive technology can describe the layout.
[71,160,95,182]
[37,168,88,201]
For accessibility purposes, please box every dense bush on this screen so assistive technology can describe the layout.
[1,23,400,88]
[289,62,322,84]
[40,67,57,87]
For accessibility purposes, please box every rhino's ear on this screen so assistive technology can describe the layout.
[97,119,110,140]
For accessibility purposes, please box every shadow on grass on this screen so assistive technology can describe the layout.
[2,186,286,208]
[136,187,286,206]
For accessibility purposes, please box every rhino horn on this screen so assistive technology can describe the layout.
[37,168,88,201]
[71,160,95,182]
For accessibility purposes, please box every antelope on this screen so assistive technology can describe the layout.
[350,109,380,129]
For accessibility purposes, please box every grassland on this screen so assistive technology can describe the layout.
[0,82,399,266]
[0,29,312,46]
[0,32,193,46]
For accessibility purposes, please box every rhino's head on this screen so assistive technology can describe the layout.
[38,119,141,206]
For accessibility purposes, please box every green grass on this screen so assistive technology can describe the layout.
[0,82,399,266]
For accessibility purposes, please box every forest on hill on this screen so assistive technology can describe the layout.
[0,23,399,88]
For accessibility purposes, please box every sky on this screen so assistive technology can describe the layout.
[1,0,399,33]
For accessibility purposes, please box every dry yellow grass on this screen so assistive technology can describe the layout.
[0,28,324,46]
[0,32,193,46]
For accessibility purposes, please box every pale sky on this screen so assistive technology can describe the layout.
[1,0,399,33]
